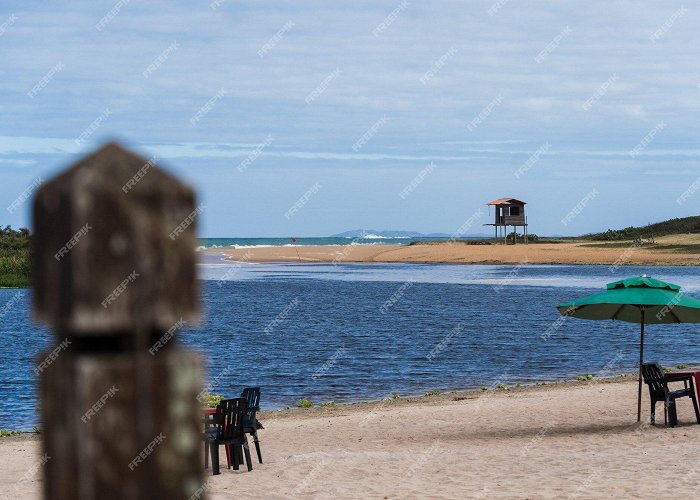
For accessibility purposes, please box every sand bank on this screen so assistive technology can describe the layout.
[3,378,700,499]
[208,235,700,266]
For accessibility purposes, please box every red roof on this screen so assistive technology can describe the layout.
[486,197,526,206]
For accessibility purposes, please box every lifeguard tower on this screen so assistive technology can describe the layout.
[485,197,528,244]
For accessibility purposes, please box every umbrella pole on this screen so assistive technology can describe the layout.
[637,310,645,422]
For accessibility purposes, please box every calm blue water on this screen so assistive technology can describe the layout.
[2,258,700,430]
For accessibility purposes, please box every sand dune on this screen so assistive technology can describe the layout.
[3,378,700,499]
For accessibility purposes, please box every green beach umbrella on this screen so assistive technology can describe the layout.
[557,275,700,422]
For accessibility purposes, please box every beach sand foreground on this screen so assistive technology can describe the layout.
[2,378,700,499]
[208,235,700,266]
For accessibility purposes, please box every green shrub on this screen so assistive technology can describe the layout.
[199,393,224,408]
[424,390,442,397]
[677,364,689,369]
[320,401,335,407]
[298,399,314,408]
[576,374,593,381]
[0,429,22,437]
[391,392,400,399]
[496,383,509,391]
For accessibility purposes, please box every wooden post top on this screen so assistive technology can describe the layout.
[33,142,200,335]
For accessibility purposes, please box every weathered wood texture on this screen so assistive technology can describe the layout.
[33,142,199,334]
[32,143,205,499]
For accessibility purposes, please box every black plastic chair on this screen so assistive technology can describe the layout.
[641,362,700,427]
[206,398,252,474]
[241,387,264,464]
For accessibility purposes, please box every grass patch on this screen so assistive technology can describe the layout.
[298,399,314,408]
[0,429,22,438]
[424,390,442,397]
[319,401,335,407]
[576,374,594,381]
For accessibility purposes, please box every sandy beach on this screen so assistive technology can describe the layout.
[3,377,700,499]
[207,235,700,267]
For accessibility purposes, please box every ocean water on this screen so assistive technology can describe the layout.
[2,257,700,430]
[197,235,480,249]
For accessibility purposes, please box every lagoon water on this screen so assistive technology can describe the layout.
[2,256,700,430]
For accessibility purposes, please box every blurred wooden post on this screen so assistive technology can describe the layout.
[33,143,204,499]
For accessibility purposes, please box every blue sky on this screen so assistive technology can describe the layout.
[1,1,699,237]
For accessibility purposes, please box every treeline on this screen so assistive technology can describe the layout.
[584,216,700,241]
[0,226,31,288]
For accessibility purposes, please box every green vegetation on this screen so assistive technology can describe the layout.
[320,401,335,407]
[480,386,488,391]
[424,390,442,397]
[576,374,594,381]
[583,216,700,241]
[298,399,314,408]
[0,226,31,288]
[199,393,224,408]
[0,429,22,437]
[677,364,689,369]
[391,392,400,399]
[496,383,509,391]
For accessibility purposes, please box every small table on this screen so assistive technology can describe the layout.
[664,370,700,402]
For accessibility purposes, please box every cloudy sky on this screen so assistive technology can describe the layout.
[1,1,698,236]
